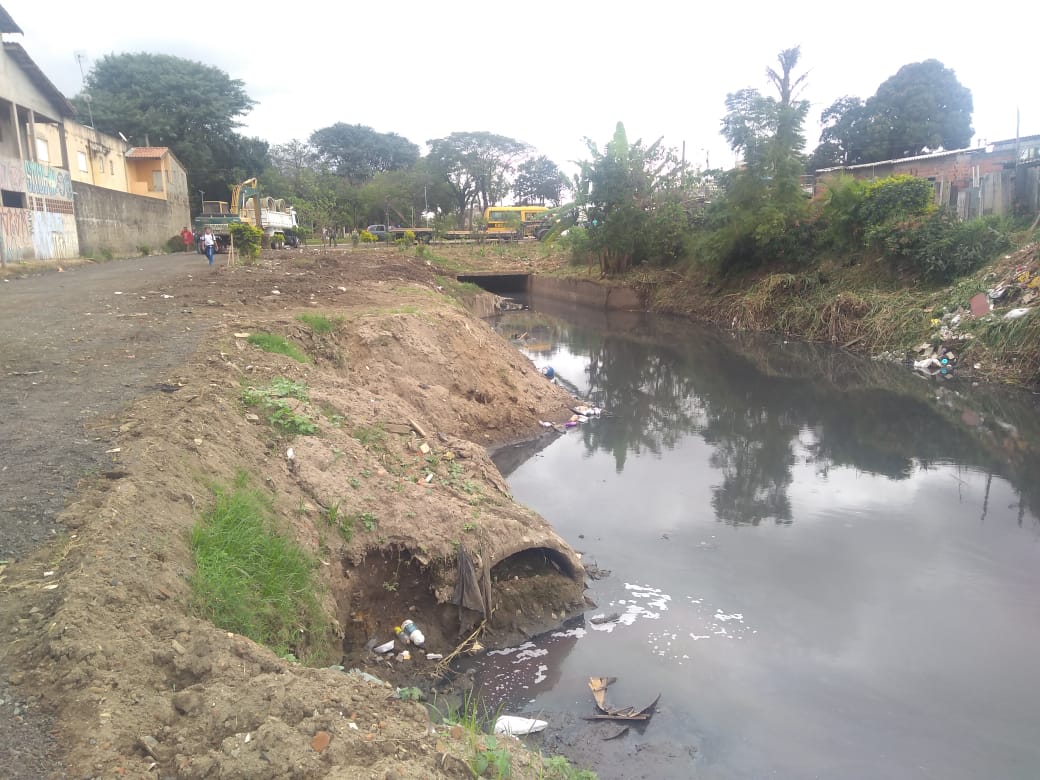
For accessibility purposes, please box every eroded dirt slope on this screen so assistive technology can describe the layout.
[1,247,587,779]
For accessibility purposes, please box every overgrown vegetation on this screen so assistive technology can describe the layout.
[246,332,311,363]
[189,472,335,663]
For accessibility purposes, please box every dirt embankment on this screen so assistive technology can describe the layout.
[1,247,588,779]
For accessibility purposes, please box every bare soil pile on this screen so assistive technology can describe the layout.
[1,247,587,778]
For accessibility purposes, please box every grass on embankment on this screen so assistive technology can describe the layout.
[246,331,311,363]
[646,246,1040,387]
[189,472,336,664]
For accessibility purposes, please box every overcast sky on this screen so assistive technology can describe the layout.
[6,1,1033,178]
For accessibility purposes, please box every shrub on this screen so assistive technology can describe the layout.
[878,211,1012,281]
[136,245,152,256]
[359,229,378,243]
[559,225,590,266]
[860,176,935,235]
[229,222,264,261]
[165,235,183,253]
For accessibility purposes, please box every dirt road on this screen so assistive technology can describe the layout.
[1,253,213,778]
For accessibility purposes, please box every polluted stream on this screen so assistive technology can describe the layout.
[456,295,1040,780]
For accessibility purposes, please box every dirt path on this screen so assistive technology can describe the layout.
[1,253,213,778]
[0,247,586,779]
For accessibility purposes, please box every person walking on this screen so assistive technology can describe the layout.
[179,226,194,254]
[201,226,217,267]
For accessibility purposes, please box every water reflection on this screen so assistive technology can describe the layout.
[495,297,1040,528]
[486,296,1040,779]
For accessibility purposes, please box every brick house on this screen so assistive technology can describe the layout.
[814,135,1040,220]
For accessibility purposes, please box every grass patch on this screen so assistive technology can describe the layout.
[247,332,311,363]
[189,472,335,663]
[296,312,342,334]
[351,424,387,449]
[241,378,318,435]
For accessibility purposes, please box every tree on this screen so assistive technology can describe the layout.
[711,46,811,271]
[73,52,260,206]
[575,122,687,274]
[808,60,973,166]
[425,132,530,226]
[869,59,973,159]
[514,156,567,205]
[308,123,419,183]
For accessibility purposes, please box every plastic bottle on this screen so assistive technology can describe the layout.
[399,619,425,647]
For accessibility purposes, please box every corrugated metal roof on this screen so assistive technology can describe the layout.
[125,147,169,159]
[0,4,23,34]
[815,146,974,174]
[2,42,76,118]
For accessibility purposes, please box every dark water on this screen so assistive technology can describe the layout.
[472,297,1040,780]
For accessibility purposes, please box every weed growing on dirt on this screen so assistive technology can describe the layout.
[352,425,386,449]
[241,378,318,435]
[189,472,334,662]
[537,756,597,780]
[246,332,312,363]
[296,313,342,334]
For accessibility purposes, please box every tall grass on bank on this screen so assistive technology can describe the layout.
[190,472,334,662]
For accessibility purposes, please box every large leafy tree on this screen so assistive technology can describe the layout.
[73,52,262,207]
[809,60,973,168]
[425,132,530,225]
[308,123,419,184]
[869,59,973,159]
[514,156,567,206]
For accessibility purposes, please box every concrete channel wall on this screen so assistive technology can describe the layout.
[529,276,643,310]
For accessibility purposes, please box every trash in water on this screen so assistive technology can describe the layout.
[494,715,548,736]
[601,725,630,741]
[539,366,555,380]
[589,612,621,625]
[585,676,660,722]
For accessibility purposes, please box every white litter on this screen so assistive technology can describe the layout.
[493,715,547,736]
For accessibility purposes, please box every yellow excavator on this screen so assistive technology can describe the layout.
[193,178,301,250]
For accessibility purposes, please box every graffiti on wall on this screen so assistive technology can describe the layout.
[30,210,78,260]
[0,159,78,263]
[0,157,27,193]
[23,160,74,200]
[0,206,32,263]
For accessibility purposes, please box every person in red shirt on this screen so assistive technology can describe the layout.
[180,226,194,253]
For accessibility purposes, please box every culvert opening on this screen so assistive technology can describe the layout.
[456,273,530,295]
[487,546,584,638]
[337,544,585,662]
